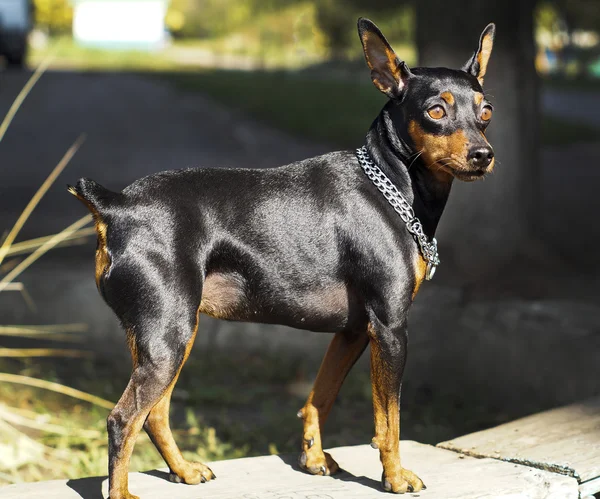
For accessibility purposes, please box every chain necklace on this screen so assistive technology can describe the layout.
[355,146,440,280]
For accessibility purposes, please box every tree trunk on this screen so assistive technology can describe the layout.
[416,1,539,282]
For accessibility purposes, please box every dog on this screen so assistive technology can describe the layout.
[69,18,496,498]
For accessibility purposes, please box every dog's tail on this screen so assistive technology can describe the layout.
[68,179,120,289]
[67,178,119,220]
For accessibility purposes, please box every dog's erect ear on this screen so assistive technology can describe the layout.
[463,23,496,86]
[357,18,412,99]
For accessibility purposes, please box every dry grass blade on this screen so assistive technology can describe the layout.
[0,406,101,439]
[0,323,87,333]
[5,227,95,258]
[0,215,92,293]
[0,471,16,484]
[0,348,92,358]
[0,331,85,343]
[0,52,55,144]
[0,405,101,439]
[0,134,87,267]
[0,283,24,291]
[0,259,20,274]
[0,373,114,410]
[0,282,37,312]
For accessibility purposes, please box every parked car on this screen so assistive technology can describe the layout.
[0,0,33,67]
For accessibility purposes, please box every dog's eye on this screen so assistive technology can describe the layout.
[481,106,493,121]
[427,106,446,120]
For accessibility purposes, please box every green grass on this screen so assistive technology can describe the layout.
[166,69,600,149]
[29,37,184,72]
[167,69,385,148]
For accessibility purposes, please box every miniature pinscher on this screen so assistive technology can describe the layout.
[69,18,496,498]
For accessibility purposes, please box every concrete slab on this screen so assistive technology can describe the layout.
[438,397,600,495]
[0,442,578,499]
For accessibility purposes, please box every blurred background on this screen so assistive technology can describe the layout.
[0,0,599,486]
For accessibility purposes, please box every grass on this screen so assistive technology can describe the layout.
[165,69,600,149]
[28,37,183,72]
[0,357,247,483]
[166,69,385,148]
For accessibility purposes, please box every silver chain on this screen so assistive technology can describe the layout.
[356,146,440,280]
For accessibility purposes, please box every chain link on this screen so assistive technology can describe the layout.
[356,146,440,280]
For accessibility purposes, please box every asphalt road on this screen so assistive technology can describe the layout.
[0,70,328,238]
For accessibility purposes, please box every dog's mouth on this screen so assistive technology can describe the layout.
[436,161,490,182]
[451,168,487,182]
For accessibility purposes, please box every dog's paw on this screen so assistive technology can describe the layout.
[381,468,425,493]
[298,450,340,476]
[108,493,140,499]
[169,461,216,485]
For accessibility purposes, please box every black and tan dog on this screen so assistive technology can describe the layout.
[70,18,496,498]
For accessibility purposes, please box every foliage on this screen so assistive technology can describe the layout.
[165,0,413,59]
[33,0,73,35]
[545,0,600,31]
[313,0,414,58]
[167,0,304,38]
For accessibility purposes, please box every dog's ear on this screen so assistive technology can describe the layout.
[357,18,412,99]
[463,23,496,86]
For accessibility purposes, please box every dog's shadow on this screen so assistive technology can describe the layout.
[277,453,382,493]
[65,471,171,499]
[66,476,106,499]
[65,456,381,499]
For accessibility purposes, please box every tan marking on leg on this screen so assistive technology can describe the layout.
[109,307,206,498]
[144,313,215,484]
[108,386,148,499]
[126,328,138,370]
[298,330,369,475]
[440,91,455,106]
[369,325,424,493]
[412,255,428,300]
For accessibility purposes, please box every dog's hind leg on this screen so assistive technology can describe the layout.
[107,306,209,499]
[297,330,369,475]
[143,326,215,485]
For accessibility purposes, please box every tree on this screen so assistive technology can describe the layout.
[34,0,73,35]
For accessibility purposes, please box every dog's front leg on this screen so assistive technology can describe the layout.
[368,321,424,494]
[298,330,369,475]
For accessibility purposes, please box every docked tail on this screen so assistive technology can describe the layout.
[68,178,119,289]
[67,178,119,219]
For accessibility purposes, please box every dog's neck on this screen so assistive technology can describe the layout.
[365,101,453,239]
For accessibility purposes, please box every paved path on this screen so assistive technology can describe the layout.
[0,70,327,238]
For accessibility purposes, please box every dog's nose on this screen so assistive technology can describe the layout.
[467,147,494,168]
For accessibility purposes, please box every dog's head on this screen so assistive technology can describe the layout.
[358,18,496,182]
